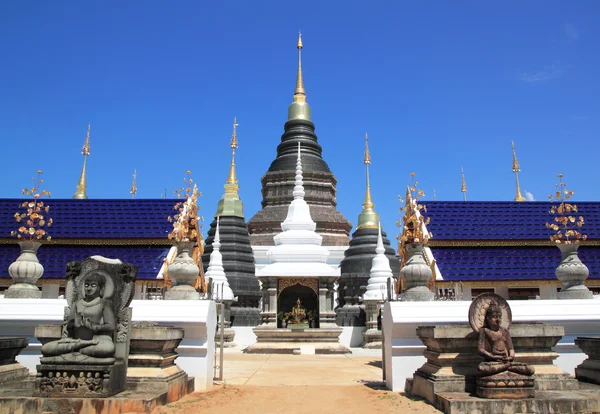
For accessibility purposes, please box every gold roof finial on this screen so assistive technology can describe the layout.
[216,118,244,218]
[130,169,137,200]
[73,123,91,199]
[461,167,467,201]
[433,188,437,201]
[512,141,526,202]
[294,31,306,102]
[357,133,379,229]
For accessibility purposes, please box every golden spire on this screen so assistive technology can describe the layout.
[294,31,305,102]
[130,169,137,200]
[461,168,467,201]
[512,141,526,202]
[357,133,380,229]
[433,188,437,201]
[226,117,239,185]
[73,123,90,199]
[216,118,244,218]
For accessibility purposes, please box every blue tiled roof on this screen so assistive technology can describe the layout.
[424,201,600,240]
[0,245,170,280]
[431,246,600,281]
[0,199,176,239]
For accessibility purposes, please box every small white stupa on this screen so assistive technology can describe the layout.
[205,217,234,301]
[250,143,347,354]
[364,222,393,301]
[257,143,337,277]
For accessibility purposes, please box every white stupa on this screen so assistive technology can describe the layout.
[256,143,337,278]
[205,217,234,301]
[363,223,393,301]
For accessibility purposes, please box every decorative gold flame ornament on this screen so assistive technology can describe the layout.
[130,169,137,200]
[165,171,205,292]
[397,173,432,266]
[546,174,586,244]
[73,124,91,199]
[512,141,526,202]
[288,31,311,121]
[12,170,53,241]
[216,117,244,217]
[461,168,467,201]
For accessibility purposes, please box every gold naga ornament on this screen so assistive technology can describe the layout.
[12,170,53,241]
[546,173,586,244]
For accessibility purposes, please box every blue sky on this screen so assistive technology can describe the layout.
[1,1,599,239]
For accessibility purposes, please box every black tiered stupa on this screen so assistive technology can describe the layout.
[247,33,351,247]
[202,119,261,326]
[336,134,399,326]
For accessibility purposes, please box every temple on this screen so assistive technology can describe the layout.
[247,32,352,271]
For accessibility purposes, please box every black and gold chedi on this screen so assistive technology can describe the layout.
[202,118,260,326]
[336,134,399,326]
[247,32,352,246]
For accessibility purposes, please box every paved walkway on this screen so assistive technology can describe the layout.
[219,348,384,386]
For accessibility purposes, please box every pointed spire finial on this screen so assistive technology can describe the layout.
[130,169,137,200]
[376,222,384,254]
[292,142,305,200]
[214,216,221,249]
[461,167,467,202]
[293,30,306,102]
[216,118,244,217]
[433,188,437,201]
[226,116,239,185]
[357,133,379,229]
[512,141,526,202]
[73,123,91,199]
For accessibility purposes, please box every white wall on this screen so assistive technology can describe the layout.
[0,298,217,391]
[383,299,600,392]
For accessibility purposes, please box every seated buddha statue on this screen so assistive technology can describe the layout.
[290,298,307,324]
[41,272,116,363]
[477,304,534,377]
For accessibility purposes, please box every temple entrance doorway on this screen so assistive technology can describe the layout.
[278,283,318,329]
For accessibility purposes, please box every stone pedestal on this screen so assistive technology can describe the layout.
[399,243,434,302]
[0,337,29,384]
[5,241,43,299]
[247,327,350,354]
[407,323,578,406]
[575,337,600,385]
[362,301,382,349]
[476,371,535,399]
[556,244,593,300]
[165,242,201,300]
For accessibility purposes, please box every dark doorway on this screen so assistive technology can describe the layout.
[278,283,319,328]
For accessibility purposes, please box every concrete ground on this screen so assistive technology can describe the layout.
[153,347,441,414]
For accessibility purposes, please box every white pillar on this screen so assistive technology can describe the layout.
[539,285,558,300]
[462,286,472,301]
[41,283,59,299]
[494,286,509,299]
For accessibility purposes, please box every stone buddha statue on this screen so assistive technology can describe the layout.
[469,292,535,399]
[290,298,307,324]
[477,304,534,377]
[41,272,116,363]
[35,256,137,398]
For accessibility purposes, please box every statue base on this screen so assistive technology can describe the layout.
[3,284,42,299]
[476,372,535,399]
[34,362,126,398]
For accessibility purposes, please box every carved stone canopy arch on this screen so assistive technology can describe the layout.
[278,278,318,296]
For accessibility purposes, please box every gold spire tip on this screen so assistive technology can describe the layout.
[364,133,371,165]
[293,31,306,101]
[230,116,239,150]
[297,30,303,49]
[82,123,91,156]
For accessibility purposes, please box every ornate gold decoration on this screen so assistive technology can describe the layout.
[461,168,467,201]
[512,141,526,202]
[130,170,137,200]
[73,124,91,200]
[357,133,379,229]
[397,173,431,254]
[168,171,203,242]
[278,278,318,295]
[546,173,586,244]
[294,31,306,102]
[11,170,53,241]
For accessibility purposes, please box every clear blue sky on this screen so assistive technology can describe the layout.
[1,1,599,239]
